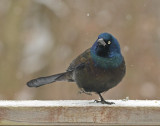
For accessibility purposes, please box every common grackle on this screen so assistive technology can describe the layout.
[27,33,126,104]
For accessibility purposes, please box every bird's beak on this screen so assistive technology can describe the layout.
[97,38,106,46]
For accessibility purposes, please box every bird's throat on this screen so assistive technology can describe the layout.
[96,45,109,58]
[90,48,123,69]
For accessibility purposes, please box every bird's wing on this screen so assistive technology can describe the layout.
[67,48,91,71]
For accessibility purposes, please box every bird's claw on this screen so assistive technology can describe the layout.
[94,100,115,105]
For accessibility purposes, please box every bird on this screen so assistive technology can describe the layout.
[27,33,126,104]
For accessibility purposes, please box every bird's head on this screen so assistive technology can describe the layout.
[92,33,121,58]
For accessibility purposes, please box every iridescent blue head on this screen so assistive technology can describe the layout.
[91,33,123,68]
[91,33,121,58]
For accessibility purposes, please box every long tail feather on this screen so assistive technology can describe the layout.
[27,72,72,87]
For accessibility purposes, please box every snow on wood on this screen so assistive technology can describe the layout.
[0,100,160,125]
[0,100,160,107]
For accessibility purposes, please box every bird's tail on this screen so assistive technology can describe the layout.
[27,71,73,87]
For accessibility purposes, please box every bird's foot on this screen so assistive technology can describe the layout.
[94,100,115,105]
[78,90,92,95]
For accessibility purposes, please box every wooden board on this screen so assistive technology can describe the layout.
[0,100,160,125]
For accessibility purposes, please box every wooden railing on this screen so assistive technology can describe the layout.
[0,100,160,125]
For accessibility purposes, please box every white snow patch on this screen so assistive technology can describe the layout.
[0,100,160,107]
[86,13,90,17]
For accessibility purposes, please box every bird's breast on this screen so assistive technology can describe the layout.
[74,58,126,93]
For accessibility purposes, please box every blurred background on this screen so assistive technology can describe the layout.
[0,0,160,100]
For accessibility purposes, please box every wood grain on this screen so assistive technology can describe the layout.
[0,100,160,125]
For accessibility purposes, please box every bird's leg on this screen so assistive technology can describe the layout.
[78,89,92,95]
[95,93,115,105]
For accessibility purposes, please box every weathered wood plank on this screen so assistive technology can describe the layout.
[0,100,160,125]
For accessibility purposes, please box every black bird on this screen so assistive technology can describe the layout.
[27,33,126,104]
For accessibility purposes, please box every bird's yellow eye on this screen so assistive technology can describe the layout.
[108,41,111,44]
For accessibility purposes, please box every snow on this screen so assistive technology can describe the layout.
[0,100,160,107]
[86,13,90,17]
